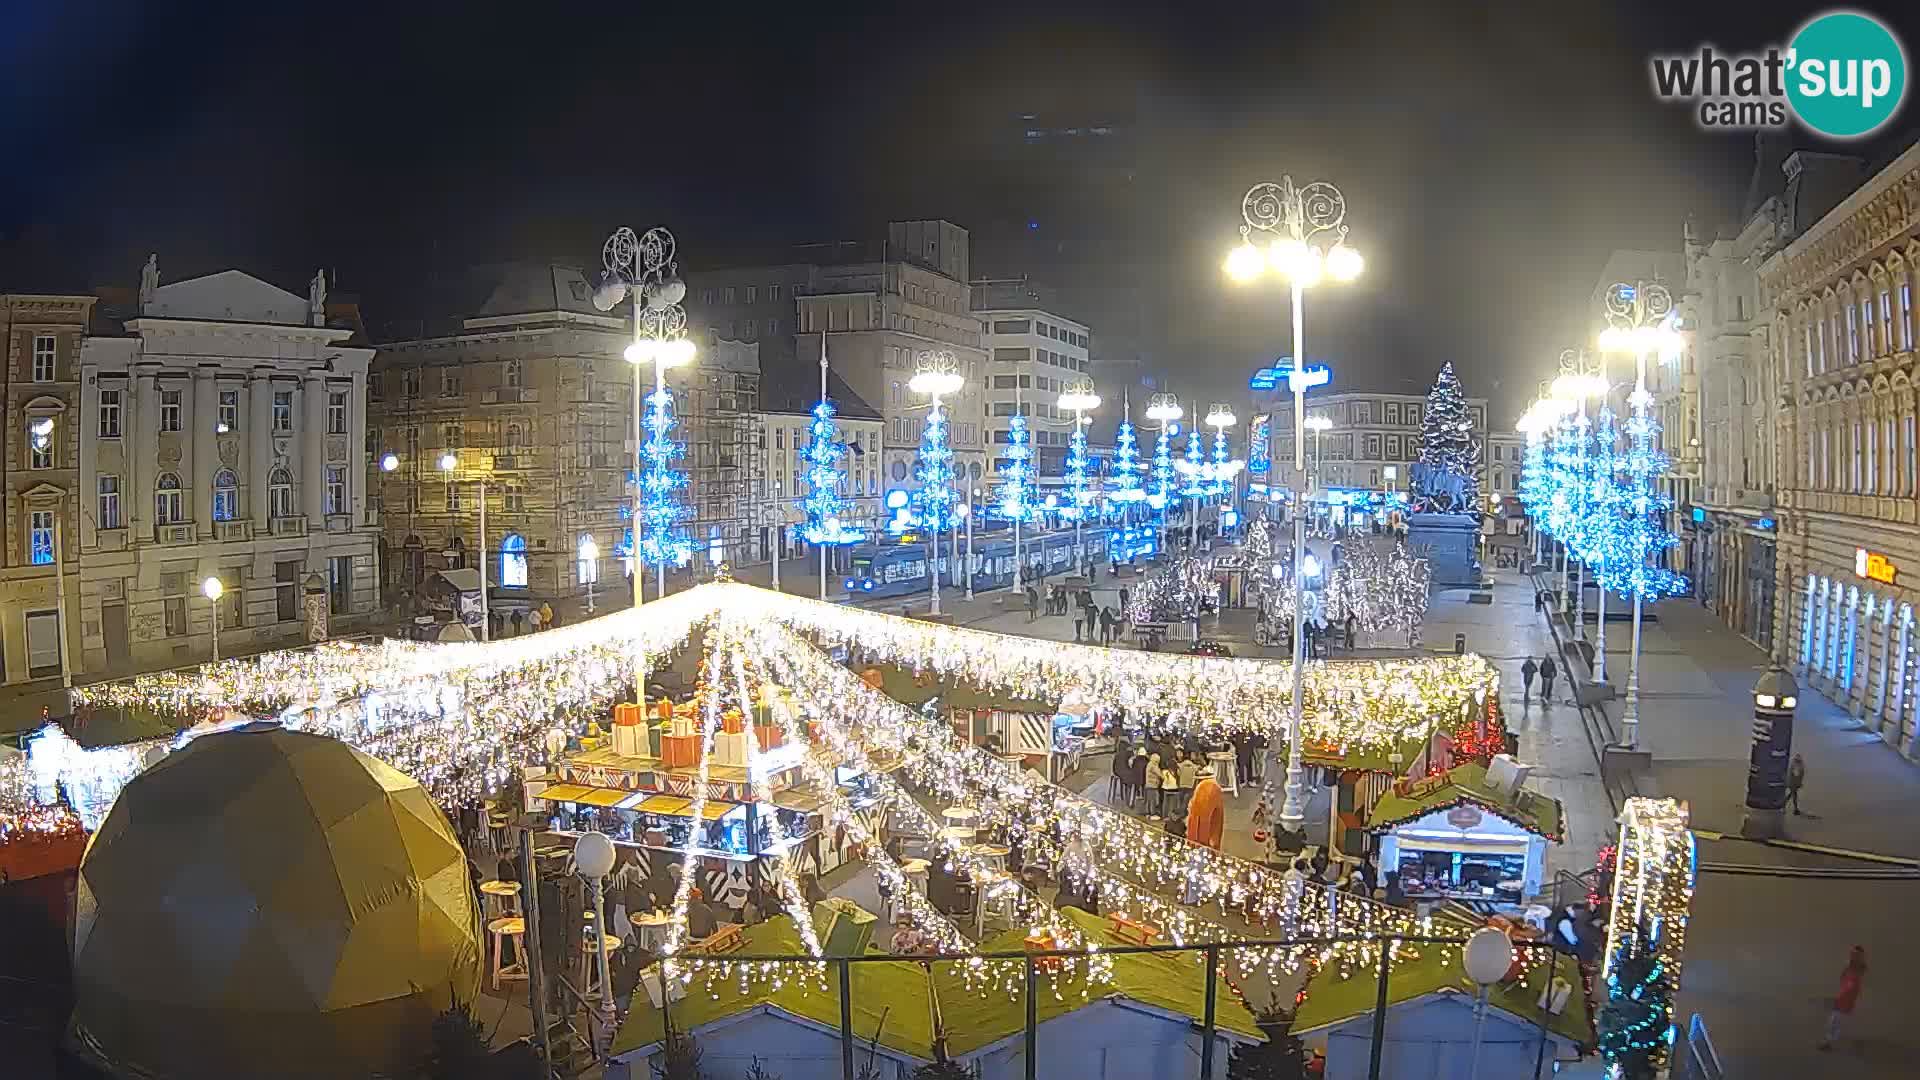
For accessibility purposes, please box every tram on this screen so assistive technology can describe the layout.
[841,525,1155,599]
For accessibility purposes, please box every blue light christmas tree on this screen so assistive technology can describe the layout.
[995,411,1035,524]
[798,399,864,546]
[1598,935,1672,1079]
[1148,423,1176,511]
[1106,411,1147,517]
[1583,405,1627,582]
[1180,427,1207,498]
[1063,418,1092,521]
[1519,434,1551,523]
[1604,387,1687,601]
[638,386,694,568]
[1208,428,1232,496]
[912,400,959,533]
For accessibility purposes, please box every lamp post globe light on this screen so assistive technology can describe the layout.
[578,535,600,614]
[1225,176,1361,839]
[1145,393,1183,553]
[439,452,490,642]
[909,350,964,616]
[202,575,224,662]
[1597,279,1686,751]
[573,830,619,1041]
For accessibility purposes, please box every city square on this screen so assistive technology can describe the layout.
[3,4,1920,1080]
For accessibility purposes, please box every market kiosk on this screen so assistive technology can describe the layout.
[1368,757,1561,905]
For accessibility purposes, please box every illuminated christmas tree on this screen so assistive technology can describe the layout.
[994,411,1035,524]
[1582,405,1627,587]
[1106,406,1147,517]
[1180,426,1207,498]
[1148,424,1176,512]
[798,399,864,546]
[912,400,958,532]
[1606,386,1687,602]
[1063,418,1092,521]
[1598,937,1671,1080]
[638,386,694,568]
[1416,361,1482,508]
[1208,427,1232,497]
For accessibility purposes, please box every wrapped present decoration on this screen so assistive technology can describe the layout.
[721,709,745,735]
[754,724,784,751]
[660,733,701,769]
[712,730,749,768]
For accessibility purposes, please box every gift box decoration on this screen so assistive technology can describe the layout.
[721,709,746,736]
[754,724,785,751]
[660,733,701,769]
[712,730,749,768]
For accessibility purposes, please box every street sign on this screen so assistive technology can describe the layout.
[1249,367,1279,391]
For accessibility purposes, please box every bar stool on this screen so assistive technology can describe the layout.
[479,879,522,921]
[973,875,1016,936]
[581,933,622,999]
[487,917,527,991]
[899,858,930,908]
[941,807,978,843]
[1208,751,1239,797]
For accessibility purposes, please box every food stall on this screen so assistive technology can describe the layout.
[1367,758,1562,905]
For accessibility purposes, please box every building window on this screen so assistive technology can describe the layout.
[505,423,523,450]
[275,560,300,621]
[1853,422,1863,491]
[160,389,182,432]
[1847,304,1860,362]
[213,469,238,521]
[743,318,756,338]
[322,466,344,515]
[445,483,461,512]
[1900,283,1914,352]
[155,473,184,525]
[98,476,121,530]
[1881,289,1895,354]
[218,389,239,432]
[273,391,293,431]
[98,389,122,438]
[441,367,462,397]
[745,286,757,303]
[268,467,295,519]
[723,286,736,304]
[164,597,188,638]
[28,417,53,469]
[328,391,348,434]
[500,533,528,587]
[28,510,54,565]
[505,359,523,388]
[768,284,782,302]
[1908,416,1917,496]
[402,369,421,397]
[503,486,525,512]
[31,335,56,382]
[328,555,352,615]
[443,422,461,449]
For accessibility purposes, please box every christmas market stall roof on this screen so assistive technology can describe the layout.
[1364,760,1564,842]
[1288,938,1593,1050]
[610,907,1263,1061]
[861,663,1058,715]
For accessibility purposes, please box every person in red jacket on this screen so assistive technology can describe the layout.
[1820,945,1868,1051]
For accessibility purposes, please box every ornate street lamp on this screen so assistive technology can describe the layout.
[909,349,964,615]
[1057,378,1102,568]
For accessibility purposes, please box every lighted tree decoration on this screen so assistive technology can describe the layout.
[1413,361,1482,510]
[995,411,1035,525]
[910,360,961,536]
[1604,385,1686,601]
[1145,394,1183,514]
[638,384,695,569]
[1105,396,1147,518]
[798,399,864,546]
[1063,417,1092,520]
[1180,425,1207,497]
[1598,937,1671,1080]
[1582,404,1627,587]
[1226,1013,1307,1080]
[1518,429,1551,532]
[1208,424,1233,497]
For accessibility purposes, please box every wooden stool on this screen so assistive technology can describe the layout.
[487,917,527,990]
[1208,751,1239,797]
[581,933,622,998]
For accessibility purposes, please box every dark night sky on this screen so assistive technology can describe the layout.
[4,0,1917,422]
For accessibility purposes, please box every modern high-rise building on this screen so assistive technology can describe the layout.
[972,277,1093,507]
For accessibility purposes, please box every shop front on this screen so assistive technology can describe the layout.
[1368,760,1561,905]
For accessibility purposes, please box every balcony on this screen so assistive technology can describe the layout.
[270,516,308,537]
[325,514,352,534]
[95,528,127,553]
[481,388,540,405]
[216,520,254,542]
[492,454,523,470]
[155,523,195,546]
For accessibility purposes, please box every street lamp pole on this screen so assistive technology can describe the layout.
[203,576,224,662]
[1226,176,1364,837]
[964,492,976,600]
[580,536,599,614]
[909,351,964,617]
[1059,379,1102,574]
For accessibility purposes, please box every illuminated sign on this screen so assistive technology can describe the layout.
[1857,548,1898,585]
[1277,363,1333,392]
[1691,506,1705,523]
[1248,367,1279,391]
[1248,414,1272,474]
[1756,517,1776,530]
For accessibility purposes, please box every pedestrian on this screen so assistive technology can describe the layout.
[1119,587,1131,614]
[1186,766,1224,850]
[1175,749,1198,818]
[1144,747,1165,817]
[1820,945,1868,1051]
[1345,612,1358,650]
[1026,585,1039,622]
[1788,752,1807,815]
[1538,655,1557,705]
[510,608,525,636]
[540,601,555,629]
[527,606,543,633]
[1074,608,1086,642]
[1520,657,1539,702]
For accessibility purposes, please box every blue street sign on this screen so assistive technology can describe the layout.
[1249,367,1279,391]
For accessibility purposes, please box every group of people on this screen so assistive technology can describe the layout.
[1025,582,1138,647]
[488,600,559,639]
[1517,655,1559,705]
[1106,736,1226,848]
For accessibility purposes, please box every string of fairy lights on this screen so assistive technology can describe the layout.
[1600,797,1694,1073]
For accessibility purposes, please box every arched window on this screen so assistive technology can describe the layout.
[154,473,184,525]
[213,469,238,521]
[504,359,523,388]
[506,423,523,450]
[500,532,528,588]
[268,467,295,520]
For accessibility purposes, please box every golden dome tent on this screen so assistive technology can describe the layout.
[71,722,482,1078]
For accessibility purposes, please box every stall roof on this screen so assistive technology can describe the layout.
[862,664,1057,714]
[1290,941,1591,1048]
[536,783,596,804]
[771,788,827,814]
[1300,730,1429,776]
[436,568,482,593]
[1366,761,1564,841]
[574,787,633,808]
[569,746,655,769]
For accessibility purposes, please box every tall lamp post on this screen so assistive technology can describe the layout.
[1225,176,1363,837]
[909,350,964,616]
[439,451,488,641]
[202,576,224,662]
[1145,394,1183,555]
[579,536,599,614]
[1058,379,1101,572]
[1598,280,1684,749]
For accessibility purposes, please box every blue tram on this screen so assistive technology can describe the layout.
[841,525,1159,600]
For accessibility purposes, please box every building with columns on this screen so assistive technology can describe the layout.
[1760,138,1920,754]
[1259,387,1490,496]
[64,263,380,676]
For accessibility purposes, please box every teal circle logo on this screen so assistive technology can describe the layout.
[1786,11,1907,138]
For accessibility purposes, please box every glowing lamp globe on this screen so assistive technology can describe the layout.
[660,337,698,369]
[201,576,223,601]
[909,352,964,397]
[1463,926,1516,985]
[1224,242,1266,282]
[380,452,400,472]
[1325,243,1364,282]
[1145,395,1183,423]
[1205,404,1237,429]
[1057,380,1101,413]
[438,452,457,472]
[591,274,629,312]
[71,724,481,1079]
[624,340,657,365]
[574,830,617,879]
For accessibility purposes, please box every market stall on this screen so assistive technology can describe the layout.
[1367,758,1562,905]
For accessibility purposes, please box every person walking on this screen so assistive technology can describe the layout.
[509,608,525,636]
[1538,655,1558,706]
[1820,945,1868,1051]
[1143,747,1165,817]
[527,606,543,634]
[1074,608,1086,642]
[1185,766,1224,850]
[1175,749,1198,819]
[1026,585,1039,622]
[1520,657,1539,703]
[1788,752,1807,815]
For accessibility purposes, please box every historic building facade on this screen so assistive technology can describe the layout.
[1262,388,1490,497]
[72,264,381,675]
[2,292,95,686]
[1761,140,1920,754]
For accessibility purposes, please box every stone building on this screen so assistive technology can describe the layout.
[1261,388,1490,496]
[70,263,381,675]
[372,264,764,604]
[1,292,95,686]
[1760,138,1920,754]
[972,279,1094,507]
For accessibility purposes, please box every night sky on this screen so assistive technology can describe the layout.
[4,0,1916,422]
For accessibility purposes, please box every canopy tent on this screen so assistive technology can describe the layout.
[71,723,481,1079]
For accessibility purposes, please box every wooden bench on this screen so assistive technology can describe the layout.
[1107,914,1163,947]
[690,922,745,955]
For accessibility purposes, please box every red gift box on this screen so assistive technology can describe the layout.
[754,724,784,750]
[660,733,701,769]
[721,710,746,735]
